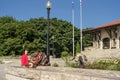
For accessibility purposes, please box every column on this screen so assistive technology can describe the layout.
[116,38,119,48]
[110,39,112,49]
[100,40,103,49]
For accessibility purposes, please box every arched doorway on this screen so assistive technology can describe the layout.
[103,38,110,49]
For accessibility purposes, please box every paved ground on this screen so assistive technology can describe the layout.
[1,58,120,80]
[0,59,20,80]
[0,64,5,80]
[0,58,65,80]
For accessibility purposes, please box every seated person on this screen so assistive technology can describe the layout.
[21,50,30,67]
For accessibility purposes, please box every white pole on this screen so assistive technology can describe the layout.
[72,1,75,57]
[80,0,82,53]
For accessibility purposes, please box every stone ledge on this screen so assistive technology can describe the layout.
[5,66,41,80]
[6,74,30,80]
[5,66,120,80]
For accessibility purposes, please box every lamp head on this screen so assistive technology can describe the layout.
[46,1,51,9]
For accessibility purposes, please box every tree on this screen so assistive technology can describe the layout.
[76,41,80,53]
[0,16,92,57]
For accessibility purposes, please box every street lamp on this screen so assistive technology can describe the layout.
[46,0,51,65]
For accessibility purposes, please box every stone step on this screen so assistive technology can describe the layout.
[79,48,120,62]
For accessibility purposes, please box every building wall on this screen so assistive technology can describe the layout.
[93,26,120,49]
[101,29,109,40]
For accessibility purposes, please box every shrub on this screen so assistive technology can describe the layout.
[114,60,120,64]
[66,62,78,68]
[85,62,107,70]
[61,51,69,63]
[85,59,120,71]
[52,63,59,67]
[107,65,118,70]
[61,51,69,58]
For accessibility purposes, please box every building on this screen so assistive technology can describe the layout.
[83,20,120,49]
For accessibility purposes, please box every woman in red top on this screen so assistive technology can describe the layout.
[21,50,29,67]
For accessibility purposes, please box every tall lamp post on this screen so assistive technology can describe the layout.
[46,0,51,64]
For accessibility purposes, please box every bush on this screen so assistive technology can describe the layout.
[52,63,59,67]
[66,62,78,68]
[107,65,118,70]
[85,59,120,71]
[61,51,69,58]
[61,51,69,63]
[85,62,107,70]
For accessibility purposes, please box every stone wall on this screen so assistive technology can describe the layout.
[5,66,120,80]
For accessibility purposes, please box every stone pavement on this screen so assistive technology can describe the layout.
[5,66,120,80]
[0,59,20,80]
[1,57,120,80]
[0,64,5,80]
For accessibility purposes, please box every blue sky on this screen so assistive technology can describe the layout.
[0,0,120,29]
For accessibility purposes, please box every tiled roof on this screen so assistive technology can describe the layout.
[95,20,120,29]
[84,20,120,32]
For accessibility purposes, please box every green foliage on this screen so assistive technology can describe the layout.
[83,34,92,48]
[61,51,69,63]
[0,16,16,24]
[66,62,78,68]
[97,59,120,65]
[85,59,120,71]
[52,63,59,67]
[107,65,118,70]
[0,16,91,57]
[61,51,69,57]
[76,41,80,53]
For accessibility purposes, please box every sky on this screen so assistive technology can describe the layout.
[0,0,120,29]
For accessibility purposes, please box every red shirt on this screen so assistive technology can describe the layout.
[21,53,29,65]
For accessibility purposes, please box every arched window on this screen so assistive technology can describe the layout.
[103,38,110,49]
